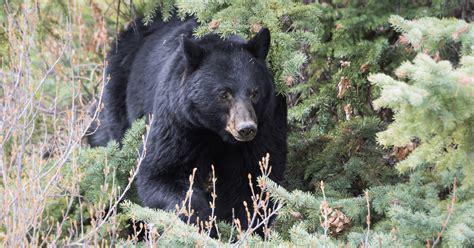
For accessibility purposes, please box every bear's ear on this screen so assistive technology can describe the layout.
[245,28,270,61]
[181,35,204,68]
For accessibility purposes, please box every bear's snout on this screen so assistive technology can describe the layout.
[226,100,257,142]
[236,121,257,140]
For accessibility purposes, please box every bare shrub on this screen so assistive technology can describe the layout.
[1,1,110,246]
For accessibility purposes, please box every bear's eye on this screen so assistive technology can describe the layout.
[250,89,260,101]
[219,90,231,100]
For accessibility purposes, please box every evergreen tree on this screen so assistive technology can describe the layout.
[286,0,462,194]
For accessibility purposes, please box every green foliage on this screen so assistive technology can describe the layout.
[122,201,225,247]
[288,1,442,132]
[147,0,321,94]
[389,15,474,57]
[267,168,474,246]
[79,118,146,203]
[143,0,175,24]
[365,16,473,247]
[284,0,451,192]
[370,17,474,186]
[304,117,401,197]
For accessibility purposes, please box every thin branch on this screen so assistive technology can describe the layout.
[432,177,457,248]
[365,190,371,247]
[66,115,154,246]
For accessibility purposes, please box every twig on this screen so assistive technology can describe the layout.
[66,115,154,246]
[232,154,283,246]
[432,177,457,248]
[320,181,329,237]
[205,164,219,241]
[364,190,371,247]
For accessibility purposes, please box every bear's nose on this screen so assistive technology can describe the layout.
[236,122,257,139]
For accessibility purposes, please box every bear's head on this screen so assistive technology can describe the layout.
[180,28,275,144]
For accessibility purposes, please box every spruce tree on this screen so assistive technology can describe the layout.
[286,0,462,194]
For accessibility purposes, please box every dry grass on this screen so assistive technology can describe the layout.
[1,1,110,245]
[121,154,283,246]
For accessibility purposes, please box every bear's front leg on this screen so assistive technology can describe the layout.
[134,117,214,224]
[136,172,212,224]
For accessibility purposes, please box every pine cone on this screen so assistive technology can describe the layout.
[321,201,350,235]
[326,207,350,234]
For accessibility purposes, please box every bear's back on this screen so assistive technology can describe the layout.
[125,16,198,123]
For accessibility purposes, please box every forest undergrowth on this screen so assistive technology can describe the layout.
[1,1,473,247]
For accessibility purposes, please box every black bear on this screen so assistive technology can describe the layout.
[88,14,287,234]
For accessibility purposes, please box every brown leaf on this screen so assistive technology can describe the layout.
[335,23,344,31]
[391,142,417,161]
[355,137,364,152]
[413,42,421,50]
[285,75,295,86]
[458,74,473,86]
[399,35,409,45]
[395,69,408,79]
[433,52,441,62]
[340,60,351,68]
[337,77,350,99]
[251,23,263,33]
[360,63,369,73]
[341,127,352,134]
[344,104,352,121]
[208,19,220,32]
[290,211,304,220]
[452,26,468,41]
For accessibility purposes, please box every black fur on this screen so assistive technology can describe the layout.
[87,15,287,233]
